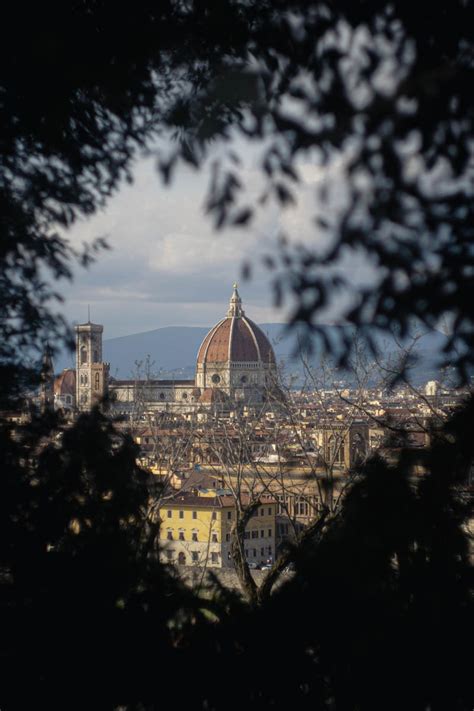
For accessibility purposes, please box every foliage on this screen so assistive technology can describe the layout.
[0,408,190,704]
[195,402,472,711]
[3,2,474,386]
[0,1,253,398]
[1,3,473,707]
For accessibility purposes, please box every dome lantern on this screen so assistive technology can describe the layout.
[227,283,244,318]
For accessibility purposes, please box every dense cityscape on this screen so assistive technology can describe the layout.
[9,287,469,599]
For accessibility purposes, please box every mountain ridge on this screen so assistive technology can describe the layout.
[55,323,449,385]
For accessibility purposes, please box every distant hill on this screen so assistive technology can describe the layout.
[55,323,450,385]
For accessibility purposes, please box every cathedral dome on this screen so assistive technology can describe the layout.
[197,286,275,366]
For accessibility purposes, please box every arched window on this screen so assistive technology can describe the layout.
[177,552,186,566]
[351,433,366,465]
[80,346,87,365]
[328,435,345,465]
[94,372,100,390]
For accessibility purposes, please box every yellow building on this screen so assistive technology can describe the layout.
[159,492,276,569]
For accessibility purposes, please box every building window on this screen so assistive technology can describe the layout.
[178,552,186,565]
[212,533,218,543]
[179,531,185,541]
[192,511,197,519]
[251,531,258,539]
[253,549,257,557]
[295,497,309,516]
[226,533,230,542]
[260,530,265,538]
[159,393,165,400]
[192,552,199,562]
[227,511,232,520]
[260,508,264,516]
[94,372,100,390]
[244,532,250,540]
[211,552,218,563]
[211,374,221,384]
[261,548,265,556]
[276,495,287,515]
[268,508,272,516]
[167,531,173,541]
[212,512,217,520]
[328,435,345,465]
[80,347,87,365]
[167,510,172,518]
[182,392,188,399]
[267,546,272,555]
[179,511,184,519]
[192,532,198,542]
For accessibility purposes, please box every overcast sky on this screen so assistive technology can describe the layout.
[58,137,374,339]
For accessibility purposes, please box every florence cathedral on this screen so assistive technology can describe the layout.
[54,286,279,414]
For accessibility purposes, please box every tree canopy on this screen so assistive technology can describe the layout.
[2,1,474,387]
[0,3,472,708]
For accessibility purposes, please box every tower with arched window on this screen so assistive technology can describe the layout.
[75,320,109,412]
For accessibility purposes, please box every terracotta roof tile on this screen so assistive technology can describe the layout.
[197,317,275,365]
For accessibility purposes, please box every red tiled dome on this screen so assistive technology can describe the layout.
[197,287,275,365]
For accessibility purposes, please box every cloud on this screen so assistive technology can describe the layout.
[57,136,375,338]
[148,229,255,275]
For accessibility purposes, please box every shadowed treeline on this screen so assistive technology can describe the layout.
[0,401,471,708]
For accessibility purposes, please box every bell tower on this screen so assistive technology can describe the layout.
[75,320,109,412]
